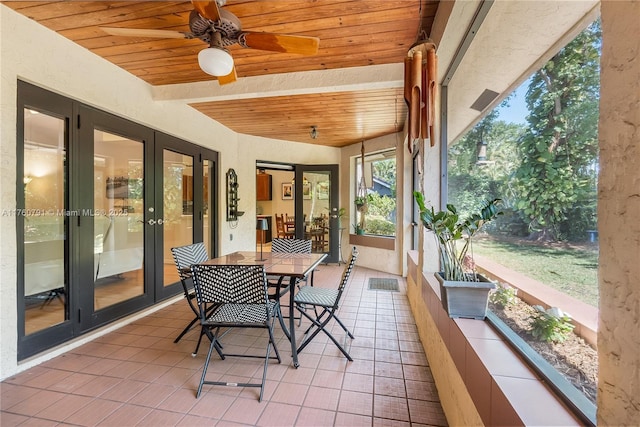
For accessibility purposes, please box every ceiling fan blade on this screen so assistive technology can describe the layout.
[217,66,237,85]
[240,32,319,55]
[100,27,189,39]
[191,0,221,22]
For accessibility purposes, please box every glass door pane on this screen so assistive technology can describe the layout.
[23,110,68,335]
[93,131,145,310]
[295,164,339,262]
[302,172,331,253]
[162,150,194,287]
[203,159,212,255]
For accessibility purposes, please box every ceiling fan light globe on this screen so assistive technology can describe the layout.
[198,47,234,76]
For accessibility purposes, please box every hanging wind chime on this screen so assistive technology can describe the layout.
[404,32,438,174]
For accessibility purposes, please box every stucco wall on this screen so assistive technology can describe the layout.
[406,257,483,426]
[597,1,640,424]
[0,5,339,379]
[341,134,407,275]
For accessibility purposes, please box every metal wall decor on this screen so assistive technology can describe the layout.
[226,168,244,221]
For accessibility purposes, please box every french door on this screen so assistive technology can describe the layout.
[294,164,340,263]
[154,134,218,301]
[17,81,217,359]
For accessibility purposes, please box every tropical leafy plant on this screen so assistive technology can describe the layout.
[490,283,518,307]
[414,191,502,281]
[529,305,575,343]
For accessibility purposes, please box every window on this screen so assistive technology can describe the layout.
[354,148,396,237]
[447,20,600,419]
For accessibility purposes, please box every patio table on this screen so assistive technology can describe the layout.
[203,250,327,368]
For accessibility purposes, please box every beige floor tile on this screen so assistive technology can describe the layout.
[97,402,152,426]
[334,411,372,426]
[270,382,309,406]
[302,386,341,411]
[1,265,447,426]
[35,394,94,422]
[221,396,267,425]
[337,390,373,416]
[296,407,336,426]
[256,401,300,426]
[373,394,410,422]
[63,398,123,426]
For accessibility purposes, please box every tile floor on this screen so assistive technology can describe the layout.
[1,263,447,426]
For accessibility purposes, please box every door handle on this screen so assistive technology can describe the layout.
[156,218,163,225]
[147,219,156,225]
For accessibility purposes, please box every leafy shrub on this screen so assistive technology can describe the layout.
[489,207,529,236]
[560,199,597,241]
[366,193,396,219]
[490,283,518,307]
[529,305,575,342]
[364,216,395,236]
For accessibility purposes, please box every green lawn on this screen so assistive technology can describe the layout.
[471,236,599,308]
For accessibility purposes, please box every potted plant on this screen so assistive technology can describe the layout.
[354,196,367,210]
[352,222,365,235]
[414,191,502,319]
[335,207,346,227]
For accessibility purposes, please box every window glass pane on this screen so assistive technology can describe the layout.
[163,150,194,287]
[203,159,211,256]
[302,172,330,253]
[354,149,396,236]
[23,110,68,334]
[94,130,145,309]
[446,20,600,406]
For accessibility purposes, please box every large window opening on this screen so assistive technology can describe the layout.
[353,148,397,237]
[447,20,600,414]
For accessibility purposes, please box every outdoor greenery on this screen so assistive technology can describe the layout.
[448,20,601,242]
[445,20,601,408]
[363,216,395,236]
[529,305,575,343]
[366,192,395,220]
[489,283,518,308]
[446,19,600,317]
[357,151,397,236]
[473,237,598,307]
[415,191,502,281]
[164,165,184,224]
[513,21,600,240]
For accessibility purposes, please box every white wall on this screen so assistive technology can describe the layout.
[341,133,410,275]
[0,5,338,379]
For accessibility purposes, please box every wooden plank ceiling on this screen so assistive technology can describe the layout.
[4,0,439,147]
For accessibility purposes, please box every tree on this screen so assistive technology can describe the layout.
[363,157,397,236]
[512,21,600,240]
[372,158,396,188]
[448,109,524,220]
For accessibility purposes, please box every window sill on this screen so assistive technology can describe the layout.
[348,233,395,250]
[406,251,590,426]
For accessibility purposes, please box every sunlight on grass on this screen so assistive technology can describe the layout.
[472,237,599,307]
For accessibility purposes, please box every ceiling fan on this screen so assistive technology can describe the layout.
[100,0,320,85]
